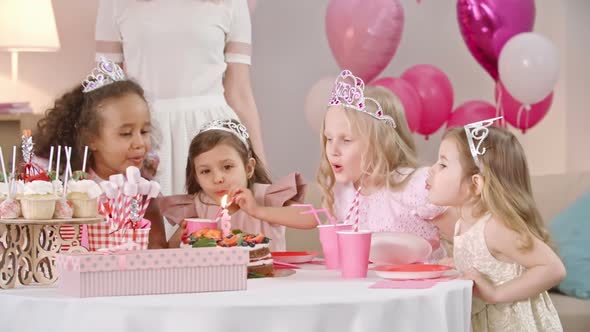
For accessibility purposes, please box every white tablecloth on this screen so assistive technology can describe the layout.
[0,265,472,332]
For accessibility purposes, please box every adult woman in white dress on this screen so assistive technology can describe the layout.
[95,0,266,200]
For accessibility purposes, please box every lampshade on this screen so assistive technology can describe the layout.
[0,0,60,52]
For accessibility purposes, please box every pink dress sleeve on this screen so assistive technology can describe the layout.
[262,172,307,207]
[157,194,199,226]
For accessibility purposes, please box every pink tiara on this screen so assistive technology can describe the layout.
[328,70,396,128]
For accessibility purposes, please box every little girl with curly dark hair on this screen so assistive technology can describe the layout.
[33,57,167,248]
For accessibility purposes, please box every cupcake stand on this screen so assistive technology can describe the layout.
[0,216,103,289]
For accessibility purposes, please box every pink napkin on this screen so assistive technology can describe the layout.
[369,275,457,289]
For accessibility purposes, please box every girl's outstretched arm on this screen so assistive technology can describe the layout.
[231,187,317,229]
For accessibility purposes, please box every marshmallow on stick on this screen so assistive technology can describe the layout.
[99,166,161,232]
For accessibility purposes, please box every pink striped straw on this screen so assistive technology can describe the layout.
[138,197,151,219]
[112,192,121,227]
[353,196,361,232]
[293,204,338,226]
[293,204,322,225]
[344,186,362,224]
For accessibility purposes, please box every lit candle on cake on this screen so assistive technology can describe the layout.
[220,194,231,237]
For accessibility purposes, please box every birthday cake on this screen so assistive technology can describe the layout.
[183,228,274,278]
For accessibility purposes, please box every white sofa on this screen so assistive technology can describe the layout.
[285,172,590,331]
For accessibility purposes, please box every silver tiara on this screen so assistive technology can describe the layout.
[464,116,503,168]
[199,119,250,149]
[328,70,396,128]
[82,57,126,93]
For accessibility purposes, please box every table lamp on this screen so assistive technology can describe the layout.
[0,0,60,81]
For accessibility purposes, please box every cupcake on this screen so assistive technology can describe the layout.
[20,180,57,219]
[67,179,102,218]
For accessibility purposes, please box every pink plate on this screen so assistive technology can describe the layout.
[374,264,453,280]
[369,232,432,265]
[271,251,319,264]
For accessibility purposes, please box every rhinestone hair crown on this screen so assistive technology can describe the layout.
[199,119,250,149]
[328,69,396,128]
[82,56,126,93]
[464,116,503,168]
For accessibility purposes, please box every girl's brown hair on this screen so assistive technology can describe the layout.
[444,126,552,251]
[34,80,148,173]
[185,120,271,195]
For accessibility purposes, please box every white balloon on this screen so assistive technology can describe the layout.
[499,32,559,105]
[304,76,336,134]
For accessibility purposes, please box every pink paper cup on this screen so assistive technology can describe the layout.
[337,230,372,278]
[317,223,353,269]
[184,218,218,235]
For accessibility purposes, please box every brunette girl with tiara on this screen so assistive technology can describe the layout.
[34,57,167,248]
[160,119,317,251]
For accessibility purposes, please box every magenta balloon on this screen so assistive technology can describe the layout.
[326,0,404,83]
[457,0,535,80]
[447,100,497,128]
[495,82,552,133]
[401,65,454,137]
[372,77,423,132]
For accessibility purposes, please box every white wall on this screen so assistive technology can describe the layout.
[565,0,590,172]
[0,0,587,183]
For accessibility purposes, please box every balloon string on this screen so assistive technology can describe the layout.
[516,104,526,130]
[495,82,506,128]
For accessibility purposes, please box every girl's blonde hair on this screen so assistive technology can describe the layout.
[444,126,552,251]
[317,86,418,216]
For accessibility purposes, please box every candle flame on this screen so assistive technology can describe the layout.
[221,194,228,208]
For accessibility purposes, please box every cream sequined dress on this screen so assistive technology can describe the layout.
[453,213,563,332]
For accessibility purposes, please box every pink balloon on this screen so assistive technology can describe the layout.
[447,100,497,128]
[372,77,422,133]
[495,82,553,133]
[401,65,454,138]
[325,0,404,83]
[304,76,337,134]
[457,0,535,81]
